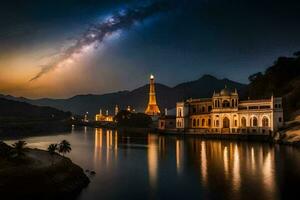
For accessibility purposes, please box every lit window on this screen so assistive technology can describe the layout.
[251,117,258,127]
[241,117,246,127]
[262,117,269,127]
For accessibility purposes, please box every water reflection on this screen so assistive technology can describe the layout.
[148,134,158,188]
[5,128,300,200]
[93,128,118,169]
[200,141,207,186]
[88,131,294,199]
[232,144,241,192]
[176,139,184,175]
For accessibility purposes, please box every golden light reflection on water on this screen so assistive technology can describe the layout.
[6,128,293,199]
[251,147,256,173]
[90,129,282,198]
[176,139,184,174]
[93,128,118,168]
[232,144,241,192]
[223,146,229,178]
[148,134,158,188]
[263,151,277,199]
[200,141,207,186]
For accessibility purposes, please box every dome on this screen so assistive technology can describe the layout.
[220,86,231,96]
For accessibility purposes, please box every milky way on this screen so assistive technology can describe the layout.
[30,1,170,81]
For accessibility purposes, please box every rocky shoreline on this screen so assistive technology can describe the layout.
[0,147,89,199]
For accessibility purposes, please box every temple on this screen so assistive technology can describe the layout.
[145,74,161,116]
[174,86,284,134]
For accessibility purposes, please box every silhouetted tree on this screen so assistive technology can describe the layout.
[114,110,152,127]
[58,140,71,157]
[48,144,58,165]
[12,141,27,157]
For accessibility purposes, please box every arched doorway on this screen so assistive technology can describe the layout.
[241,117,246,127]
[222,100,230,108]
[262,117,269,127]
[223,117,230,128]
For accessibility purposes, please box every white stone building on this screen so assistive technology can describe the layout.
[176,87,284,134]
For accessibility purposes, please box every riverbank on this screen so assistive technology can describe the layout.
[0,120,72,139]
[0,144,89,199]
[159,131,273,141]
[274,117,300,147]
[75,121,300,146]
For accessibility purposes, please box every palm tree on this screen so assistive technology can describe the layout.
[58,140,71,157]
[12,141,27,157]
[48,144,58,165]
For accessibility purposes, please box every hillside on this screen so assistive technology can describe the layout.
[0,98,71,122]
[247,51,300,119]
[0,75,247,116]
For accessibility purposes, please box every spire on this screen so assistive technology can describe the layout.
[145,74,160,116]
[115,105,119,116]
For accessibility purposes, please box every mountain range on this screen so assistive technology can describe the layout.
[0,98,71,122]
[0,75,247,116]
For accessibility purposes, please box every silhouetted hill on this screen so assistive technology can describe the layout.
[247,51,300,119]
[0,98,71,122]
[0,75,247,116]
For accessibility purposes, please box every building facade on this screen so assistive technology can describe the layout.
[176,87,284,134]
[158,115,176,131]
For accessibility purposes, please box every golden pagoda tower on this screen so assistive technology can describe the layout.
[145,74,161,116]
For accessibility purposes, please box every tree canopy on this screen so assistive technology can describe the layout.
[114,110,152,128]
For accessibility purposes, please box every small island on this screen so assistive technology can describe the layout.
[0,141,89,199]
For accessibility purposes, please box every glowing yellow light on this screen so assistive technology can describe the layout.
[150,74,154,79]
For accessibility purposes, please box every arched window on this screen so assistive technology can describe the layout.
[234,120,237,127]
[192,106,196,114]
[202,119,205,127]
[197,119,200,127]
[218,100,220,108]
[178,108,182,117]
[193,119,196,127]
[235,99,238,107]
[251,117,258,127]
[232,99,235,107]
[208,106,212,112]
[215,100,218,108]
[262,117,269,127]
[241,117,246,127]
[208,119,211,126]
[222,100,230,108]
[216,120,219,127]
[223,117,230,128]
[202,106,205,112]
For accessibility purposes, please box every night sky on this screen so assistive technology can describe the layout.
[1,0,300,98]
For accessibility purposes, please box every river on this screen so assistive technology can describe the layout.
[4,127,300,200]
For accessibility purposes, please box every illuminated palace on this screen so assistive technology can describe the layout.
[95,105,135,122]
[176,86,284,134]
[95,105,119,122]
[145,74,161,116]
